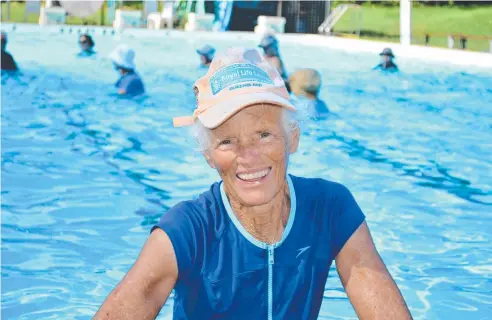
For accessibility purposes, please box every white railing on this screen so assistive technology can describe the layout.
[318,4,361,35]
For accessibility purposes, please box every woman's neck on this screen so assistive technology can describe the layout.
[228,181,290,244]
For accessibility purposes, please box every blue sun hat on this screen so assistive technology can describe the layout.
[196,45,216,61]
[108,44,136,70]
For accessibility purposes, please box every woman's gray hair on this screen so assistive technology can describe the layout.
[191,106,299,152]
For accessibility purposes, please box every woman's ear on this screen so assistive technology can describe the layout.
[289,127,300,154]
[203,151,216,169]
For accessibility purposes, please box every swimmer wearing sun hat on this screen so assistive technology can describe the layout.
[95,47,412,320]
[108,44,145,97]
[374,47,399,72]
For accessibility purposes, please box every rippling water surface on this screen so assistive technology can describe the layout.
[2,25,492,320]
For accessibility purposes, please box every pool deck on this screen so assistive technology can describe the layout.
[287,33,492,69]
[3,23,492,69]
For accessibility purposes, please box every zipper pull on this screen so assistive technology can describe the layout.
[268,246,274,265]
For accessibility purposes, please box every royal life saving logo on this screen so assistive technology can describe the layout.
[209,63,273,95]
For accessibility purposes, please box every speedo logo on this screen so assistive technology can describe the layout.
[296,246,310,259]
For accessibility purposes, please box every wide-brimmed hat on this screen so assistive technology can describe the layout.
[173,47,296,129]
[379,48,395,57]
[108,44,136,70]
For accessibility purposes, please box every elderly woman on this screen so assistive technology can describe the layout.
[95,48,412,320]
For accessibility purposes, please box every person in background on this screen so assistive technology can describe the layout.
[374,48,399,72]
[196,45,215,68]
[258,34,290,91]
[1,32,18,72]
[289,68,329,117]
[108,44,145,97]
[77,34,96,57]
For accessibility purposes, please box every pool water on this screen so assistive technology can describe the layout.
[1,25,492,320]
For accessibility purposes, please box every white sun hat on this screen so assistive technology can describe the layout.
[108,44,136,70]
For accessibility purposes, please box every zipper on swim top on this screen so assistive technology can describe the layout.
[268,246,275,265]
[267,245,275,320]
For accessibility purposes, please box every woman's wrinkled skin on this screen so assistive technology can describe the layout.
[203,104,299,244]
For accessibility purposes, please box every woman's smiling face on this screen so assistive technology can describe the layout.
[204,104,299,207]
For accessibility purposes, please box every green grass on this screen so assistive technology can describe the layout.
[334,4,492,52]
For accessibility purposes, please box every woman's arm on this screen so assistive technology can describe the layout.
[94,229,178,320]
[335,222,412,320]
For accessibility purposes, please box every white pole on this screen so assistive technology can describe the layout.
[325,0,331,18]
[400,0,411,46]
[7,0,11,21]
[277,0,282,17]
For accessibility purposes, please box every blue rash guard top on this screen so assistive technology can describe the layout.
[153,174,366,320]
[373,61,399,73]
[115,71,145,97]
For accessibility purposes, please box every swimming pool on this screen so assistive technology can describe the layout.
[2,24,491,319]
